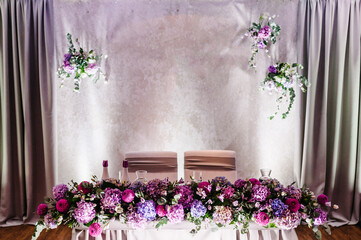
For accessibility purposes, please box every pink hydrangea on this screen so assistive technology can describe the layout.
[156,205,167,217]
[122,189,135,203]
[56,199,70,213]
[78,181,92,194]
[37,204,48,216]
[285,198,300,212]
[167,204,184,224]
[89,222,102,237]
[212,206,233,226]
[317,194,328,205]
[256,212,269,226]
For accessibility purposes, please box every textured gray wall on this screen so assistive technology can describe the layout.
[54,0,300,185]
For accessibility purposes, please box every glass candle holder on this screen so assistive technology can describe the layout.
[260,168,272,181]
[133,170,148,184]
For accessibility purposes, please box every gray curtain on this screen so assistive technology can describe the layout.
[297,0,361,225]
[0,0,55,225]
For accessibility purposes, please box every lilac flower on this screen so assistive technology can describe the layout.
[129,181,146,192]
[274,210,301,230]
[234,179,246,189]
[212,206,233,226]
[271,199,288,217]
[167,204,184,224]
[44,213,57,229]
[284,185,302,200]
[313,208,327,225]
[211,177,231,187]
[175,185,194,209]
[268,65,277,74]
[146,178,169,200]
[190,200,207,219]
[73,200,96,224]
[101,188,122,213]
[52,184,68,201]
[136,200,156,221]
[258,25,271,39]
[223,186,235,199]
[252,185,270,202]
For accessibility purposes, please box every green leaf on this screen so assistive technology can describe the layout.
[155,218,168,229]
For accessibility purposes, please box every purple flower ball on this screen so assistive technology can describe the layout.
[285,198,300,212]
[317,194,329,205]
[52,184,69,201]
[56,199,70,213]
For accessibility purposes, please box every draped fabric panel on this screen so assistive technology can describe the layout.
[297,0,361,225]
[0,0,55,225]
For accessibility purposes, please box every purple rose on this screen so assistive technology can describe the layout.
[89,222,102,237]
[285,198,300,212]
[317,194,328,205]
[56,199,70,213]
[258,25,271,39]
[37,204,48,216]
[256,212,269,226]
[122,189,135,203]
[268,65,277,74]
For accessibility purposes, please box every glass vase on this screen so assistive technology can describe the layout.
[260,168,272,181]
[133,170,148,184]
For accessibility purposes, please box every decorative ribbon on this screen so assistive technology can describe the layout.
[125,157,177,173]
[184,156,235,171]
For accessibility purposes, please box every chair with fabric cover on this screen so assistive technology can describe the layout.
[184,150,236,183]
[124,151,178,182]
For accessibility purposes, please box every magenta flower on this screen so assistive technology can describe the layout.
[37,204,48,216]
[256,212,269,226]
[167,204,184,224]
[249,178,261,185]
[234,179,246,188]
[198,181,212,193]
[313,208,327,225]
[89,222,102,237]
[258,25,271,39]
[122,189,135,203]
[317,194,328,205]
[156,205,167,217]
[285,198,300,212]
[223,186,235,199]
[56,199,70,213]
[268,65,277,74]
[78,181,92,194]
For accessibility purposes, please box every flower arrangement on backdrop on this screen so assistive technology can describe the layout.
[57,33,107,92]
[33,176,337,240]
[262,63,310,119]
[244,14,281,69]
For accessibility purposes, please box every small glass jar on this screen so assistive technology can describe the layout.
[133,170,148,184]
[260,168,272,181]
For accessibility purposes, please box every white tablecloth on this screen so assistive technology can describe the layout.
[72,221,298,240]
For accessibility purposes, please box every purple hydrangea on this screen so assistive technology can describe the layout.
[234,179,246,189]
[258,25,271,39]
[284,185,302,200]
[268,65,277,74]
[101,188,122,213]
[313,208,327,225]
[44,213,57,229]
[274,210,301,230]
[73,200,96,224]
[136,200,156,221]
[167,204,184,224]
[252,185,270,202]
[271,199,288,217]
[175,185,194,209]
[52,184,69,201]
[146,178,169,200]
[129,181,146,193]
[190,200,207,219]
[211,177,231,187]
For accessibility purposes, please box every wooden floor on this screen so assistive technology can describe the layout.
[0,224,361,240]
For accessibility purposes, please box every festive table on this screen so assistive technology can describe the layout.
[72,221,298,240]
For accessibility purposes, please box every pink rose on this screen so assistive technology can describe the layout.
[249,178,261,185]
[198,181,211,193]
[89,222,102,237]
[285,198,300,212]
[256,212,269,226]
[122,189,135,203]
[317,194,328,205]
[156,205,167,217]
[56,199,70,213]
[78,181,92,194]
[37,204,48,216]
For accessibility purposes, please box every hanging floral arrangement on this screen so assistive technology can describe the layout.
[244,14,280,69]
[262,63,310,119]
[57,33,107,92]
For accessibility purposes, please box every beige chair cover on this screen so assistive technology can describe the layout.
[184,150,237,183]
[125,151,178,182]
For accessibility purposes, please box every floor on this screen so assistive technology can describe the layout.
[0,224,361,240]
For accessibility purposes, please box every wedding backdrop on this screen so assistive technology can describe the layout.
[0,0,361,234]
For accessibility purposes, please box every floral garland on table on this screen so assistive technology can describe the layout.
[244,14,281,69]
[57,33,107,92]
[262,62,310,119]
[33,177,337,240]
